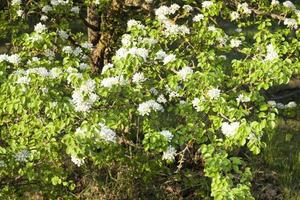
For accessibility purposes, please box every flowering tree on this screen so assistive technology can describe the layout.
[0,0,299,199]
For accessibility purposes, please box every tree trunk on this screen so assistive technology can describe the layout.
[87,0,153,73]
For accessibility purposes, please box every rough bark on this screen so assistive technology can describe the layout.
[87,5,101,46]
[87,0,153,73]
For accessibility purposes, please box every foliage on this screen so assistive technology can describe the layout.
[0,0,300,199]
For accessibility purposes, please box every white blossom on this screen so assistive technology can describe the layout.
[169,91,180,99]
[221,122,240,137]
[78,63,89,70]
[230,12,240,21]
[155,50,167,60]
[163,22,190,36]
[98,123,116,142]
[71,79,98,112]
[102,63,113,74]
[177,66,193,80]
[238,3,252,14]
[157,94,167,104]
[265,44,279,61]
[0,54,9,62]
[62,46,73,54]
[42,5,52,13]
[16,76,30,84]
[121,34,132,47]
[127,19,145,29]
[285,101,297,108]
[26,67,49,77]
[179,100,186,104]
[71,6,80,14]
[128,47,149,60]
[202,1,213,9]
[132,72,146,84]
[208,25,217,32]
[75,127,87,136]
[116,48,129,59]
[145,0,153,3]
[155,6,170,21]
[236,94,250,103]
[207,88,221,100]
[101,75,126,88]
[170,4,180,14]
[27,56,40,64]
[50,0,69,6]
[71,155,85,166]
[284,18,298,29]
[40,15,48,21]
[7,54,21,65]
[162,146,176,161]
[81,41,93,49]
[15,150,30,162]
[44,49,55,58]
[183,5,193,12]
[160,130,173,142]
[235,29,242,33]
[17,10,24,17]
[192,98,201,112]
[58,30,69,40]
[271,0,280,6]
[138,100,164,116]
[283,1,296,10]
[193,14,204,22]
[163,54,176,65]
[12,0,21,6]
[80,79,96,93]
[73,47,82,56]
[267,100,277,107]
[230,39,242,48]
[34,22,47,33]
[150,87,158,95]
[295,10,300,19]
[276,103,285,109]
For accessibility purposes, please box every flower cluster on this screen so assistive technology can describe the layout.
[34,23,47,33]
[0,54,21,65]
[127,19,145,30]
[177,66,193,80]
[71,79,98,112]
[71,155,85,167]
[237,3,252,15]
[162,146,176,161]
[221,122,240,137]
[62,46,83,56]
[159,130,173,142]
[115,47,149,60]
[138,100,164,116]
[265,44,279,61]
[101,75,126,88]
[268,100,297,109]
[132,72,146,84]
[15,150,30,162]
[230,39,242,48]
[50,0,69,6]
[155,4,180,21]
[97,123,117,143]
[236,94,251,103]
[155,4,190,36]
[284,18,298,29]
[207,88,221,100]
